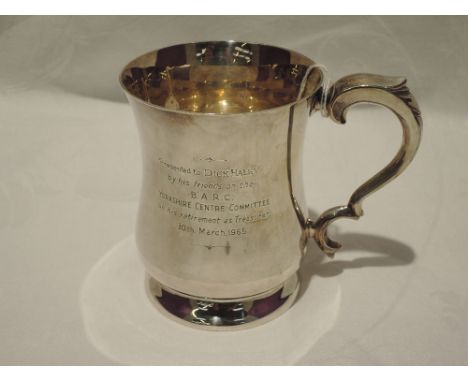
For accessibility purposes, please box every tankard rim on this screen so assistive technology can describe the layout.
[119,40,323,117]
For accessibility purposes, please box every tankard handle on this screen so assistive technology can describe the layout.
[307,73,422,257]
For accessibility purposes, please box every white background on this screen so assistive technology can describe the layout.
[0,16,467,365]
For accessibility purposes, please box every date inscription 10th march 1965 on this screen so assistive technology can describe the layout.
[157,157,272,240]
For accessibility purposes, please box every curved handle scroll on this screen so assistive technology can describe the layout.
[308,73,422,257]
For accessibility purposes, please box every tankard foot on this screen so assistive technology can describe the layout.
[145,274,299,329]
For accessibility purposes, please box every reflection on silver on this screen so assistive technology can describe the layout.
[146,274,298,328]
[119,41,422,328]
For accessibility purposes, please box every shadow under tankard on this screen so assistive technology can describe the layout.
[297,210,416,301]
[80,236,342,365]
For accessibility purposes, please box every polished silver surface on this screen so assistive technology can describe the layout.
[146,273,299,328]
[119,41,422,328]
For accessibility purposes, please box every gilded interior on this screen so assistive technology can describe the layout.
[120,41,323,114]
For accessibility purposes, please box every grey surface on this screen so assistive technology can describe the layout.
[0,16,467,365]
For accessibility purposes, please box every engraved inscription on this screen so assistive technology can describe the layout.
[157,157,272,241]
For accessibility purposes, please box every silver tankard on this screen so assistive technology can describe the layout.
[119,41,422,328]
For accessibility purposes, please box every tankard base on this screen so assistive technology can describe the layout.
[145,274,299,329]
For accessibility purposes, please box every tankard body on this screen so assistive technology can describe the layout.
[120,41,422,327]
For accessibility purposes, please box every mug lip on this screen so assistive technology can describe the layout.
[118,40,323,117]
